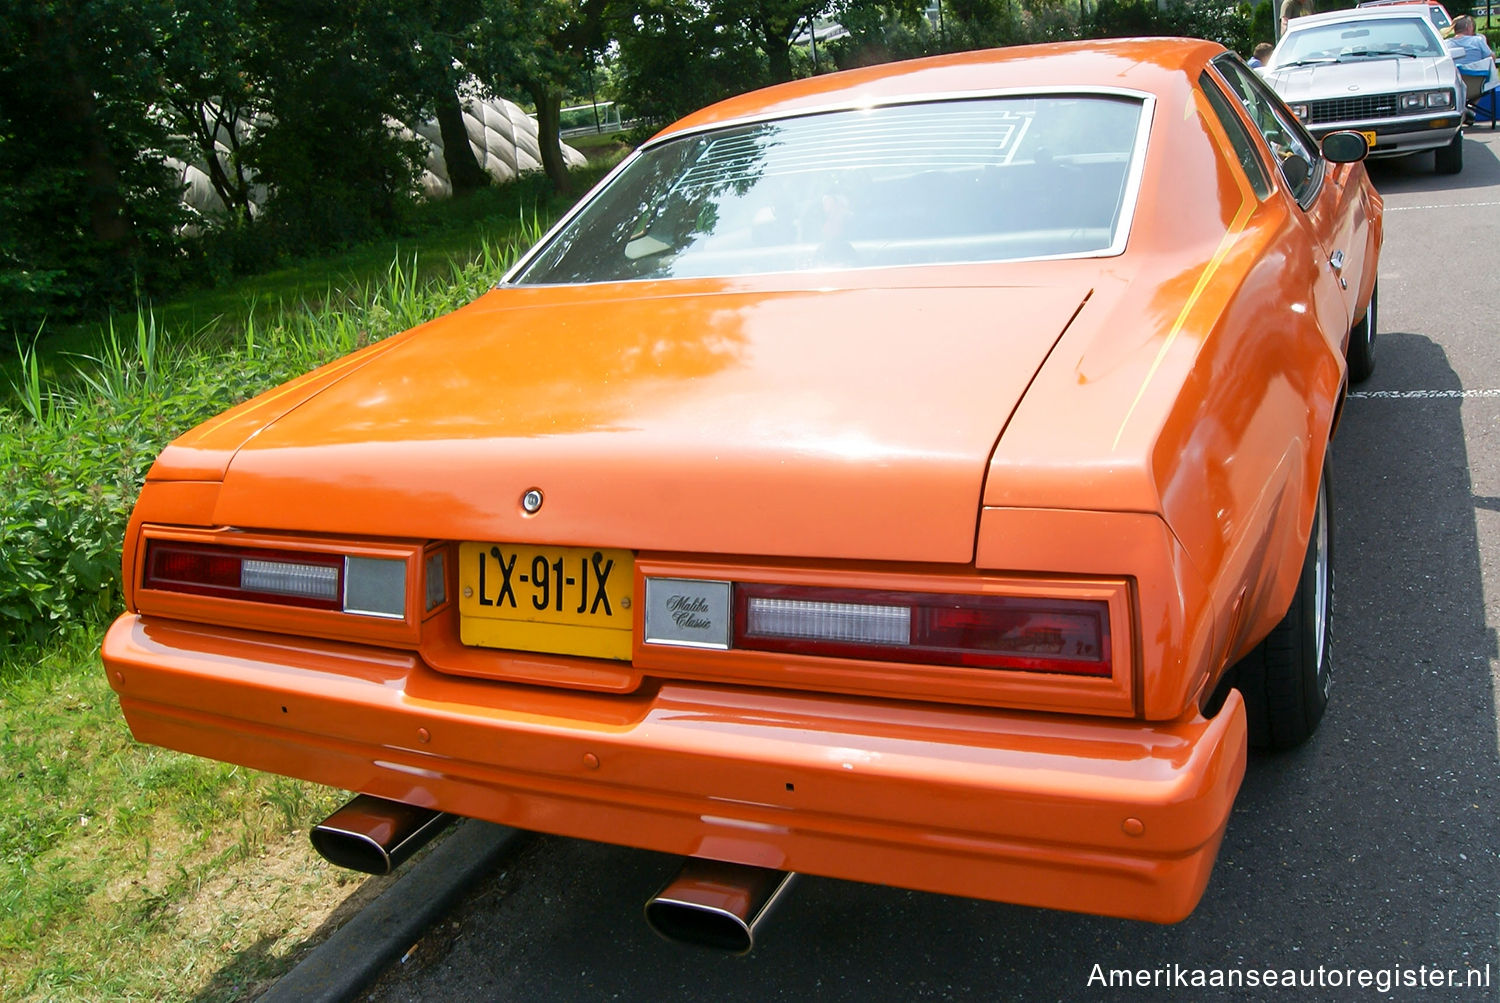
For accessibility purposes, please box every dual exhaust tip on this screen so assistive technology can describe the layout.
[644,859,796,955]
[310,794,795,953]
[309,794,453,875]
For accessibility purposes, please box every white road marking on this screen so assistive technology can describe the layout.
[1385,201,1500,211]
[1350,389,1500,398]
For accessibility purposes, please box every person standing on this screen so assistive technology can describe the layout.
[1280,0,1313,37]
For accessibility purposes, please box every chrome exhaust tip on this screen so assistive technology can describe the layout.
[310,794,453,875]
[644,859,796,954]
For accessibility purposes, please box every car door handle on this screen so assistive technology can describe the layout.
[1328,250,1347,289]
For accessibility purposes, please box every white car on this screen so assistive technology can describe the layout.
[1266,7,1466,172]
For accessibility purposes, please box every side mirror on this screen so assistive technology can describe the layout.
[1322,131,1370,164]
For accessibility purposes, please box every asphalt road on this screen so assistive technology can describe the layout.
[357,134,1500,1002]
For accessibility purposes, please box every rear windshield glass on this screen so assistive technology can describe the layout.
[1277,16,1444,63]
[513,95,1146,284]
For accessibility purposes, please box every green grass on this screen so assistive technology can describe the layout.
[566,129,634,152]
[7,164,617,395]
[0,627,362,1001]
[3,216,553,649]
[0,163,593,999]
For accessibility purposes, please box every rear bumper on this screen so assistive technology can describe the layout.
[102,613,1247,923]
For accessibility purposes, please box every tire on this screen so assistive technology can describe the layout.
[1435,132,1464,174]
[1236,456,1333,751]
[1346,281,1376,384]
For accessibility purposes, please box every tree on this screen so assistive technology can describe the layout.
[710,0,831,83]
[1083,0,1254,54]
[824,0,933,67]
[473,0,607,193]
[241,0,426,249]
[611,0,771,126]
[0,0,186,333]
[151,0,261,224]
[609,0,910,128]
[387,0,493,198]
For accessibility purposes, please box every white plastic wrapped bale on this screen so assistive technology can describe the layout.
[416,95,587,199]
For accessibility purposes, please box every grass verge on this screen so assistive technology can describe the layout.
[5,161,620,395]
[0,627,387,1001]
[1,175,583,998]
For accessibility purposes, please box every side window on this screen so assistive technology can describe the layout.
[1199,72,1274,200]
[1211,54,1324,206]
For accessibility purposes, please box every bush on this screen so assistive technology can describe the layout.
[1082,0,1256,54]
[0,234,536,651]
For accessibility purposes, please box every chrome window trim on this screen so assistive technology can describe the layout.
[501,87,1157,287]
[1209,53,1327,212]
[1198,70,1275,201]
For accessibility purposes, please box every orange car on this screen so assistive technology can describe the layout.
[102,39,1381,942]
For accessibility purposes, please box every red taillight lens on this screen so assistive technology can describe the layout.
[734,585,1111,677]
[144,542,344,610]
[151,548,241,590]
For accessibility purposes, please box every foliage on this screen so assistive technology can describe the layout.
[612,0,774,127]
[1077,0,1256,51]
[0,0,594,340]
[1,329,159,645]
[934,0,1029,50]
[1,208,558,995]
[0,0,1269,342]
[0,218,544,651]
[825,3,941,68]
[1250,0,1275,51]
[151,0,262,225]
[0,1,190,332]
[241,1,429,251]
[710,0,835,82]
[472,0,610,193]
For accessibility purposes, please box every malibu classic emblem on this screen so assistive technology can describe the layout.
[644,578,732,649]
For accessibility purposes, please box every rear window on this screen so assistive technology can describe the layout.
[513,95,1147,284]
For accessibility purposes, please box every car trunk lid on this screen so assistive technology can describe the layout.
[210,281,1089,563]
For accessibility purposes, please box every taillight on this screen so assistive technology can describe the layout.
[733,584,1111,677]
[143,541,406,618]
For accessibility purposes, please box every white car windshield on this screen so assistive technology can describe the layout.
[513,95,1146,284]
[1278,16,1444,64]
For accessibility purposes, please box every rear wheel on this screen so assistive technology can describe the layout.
[1435,132,1464,174]
[1347,282,1376,383]
[1236,457,1333,751]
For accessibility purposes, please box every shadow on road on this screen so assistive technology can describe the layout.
[1366,132,1500,194]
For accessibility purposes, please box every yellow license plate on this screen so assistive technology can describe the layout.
[1361,130,1377,147]
[458,543,635,660]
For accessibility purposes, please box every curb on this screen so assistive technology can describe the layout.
[257,820,525,1003]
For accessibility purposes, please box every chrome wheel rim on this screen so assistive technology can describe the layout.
[1313,482,1330,695]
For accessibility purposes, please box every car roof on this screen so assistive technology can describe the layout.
[653,39,1226,142]
[1287,6,1440,28]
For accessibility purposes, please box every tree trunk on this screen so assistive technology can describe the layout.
[33,14,135,259]
[762,21,795,83]
[529,84,572,195]
[177,98,254,224]
[435,88,489,197]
